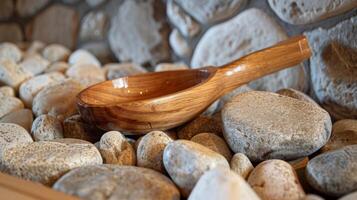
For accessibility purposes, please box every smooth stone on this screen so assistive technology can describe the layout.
[0,86,15,97]
[44,61,69,74]
[230,153,254,179]
[188,167,260,200]
[178,115,223,140]
[68,49,101,67]
[103,63,147,80]
[268,0,357,25]
[304,194,325,200]
[42,44,70,63]
[167,0,200,38]
[0,42,22,62]
[26,40,46,55]
[19,72,65,107]
[16,0,49,17]
[155,62,188,72]
[0,96,24,118]
[2,138,102,185]
[163,140,229,196]
[98,131,136,166]
[66,64,105,87]
[191,133,232,161]
[53,165,180,200]
[339,191,357,200]
[108,0,169,65]
[0,23,23,43]
[18,54,50,76]
[322,119,357,152]
[306,16,357,119]
[0,59,32,89]
[63,114,100,142]
[31,114,63,141]
[79,11,107,41]
[0,0,13,20]
[222,91,332,162]
[306,145,357,197]
[79,42,114,64]
[32,79,83,121]
[276,88,319,106]
[0,109,33,133]
[191,8,307,92]
[174,0,246,24]
[137,131,172,172]
[248,159,305,200]
[169,29,192,58]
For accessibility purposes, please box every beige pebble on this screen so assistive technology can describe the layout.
[18,53,49,76]
[0,96,24,118]
[191,132,232,160]
[42,44,70,63]
[155,62,189,72]
[0,86,15,97]
[68,49,101,67]
[66,63,105,87]
[45,61,69,74]
[26,40,46,55]
[63,114,100,142]
[137,131,173,172]
[178,115,222,140]
[230,153,254,179]
[98,131,136,165]
[0,42,22,62]
[31,114,63,141]
[0,109,33,133]
[0,59,32,89]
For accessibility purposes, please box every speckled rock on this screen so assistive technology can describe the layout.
[155,62,188,72]
[16,0,49,17]
[217,84,252,110]
[32,79,83,120]
[0,86,15,97]
[163,140,229,196]
[19,72,65,107]
[53,165,180,200]
[178,115,222,140]
[248,159,305,200]
[277,88,319,106]
[63,114,100,142]
[322,119,357,152]
[306,145,357,197]
[191,8,306,92]
[188,167,260,200]
[45,61,69,74]
[2,138,102,185]
[31,114,63,141]
[174,0,246,24]
[66,64,105,87]
[42,44,70,63]
[268,0,357,25]
[0,42,22,62]
[68,49,101,67]
[339,191,357,200]
[137,131,172,172]
[169,29,192,58]
[0,96,24,118]
[230,153,254,179]
[0,109,33,133]
[0,123,33,160]
[0,59,32,89]
[103,63,147,80]
[306,16,357,119]
[191,133,232,160]
[18,54,49,76]
[98,131,136,166]
[222,91,331,162]
[79,11,107,41]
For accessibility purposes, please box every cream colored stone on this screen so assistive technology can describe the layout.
[0,96,24,118]
[18,53,49,76]
[230,153,254,179]
[42,44,70,63]
[0,86,15,97]
[0,59,31,89]
[155,62,188,72]
[31,114,63,141]
[0,42,22,62]
[68,49,101,67]
[44,61,69,74]
[66,64,105,87]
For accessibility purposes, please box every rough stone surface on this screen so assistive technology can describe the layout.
[137,131,172,172]
[0,0,13,20]
[0,59,32,89]
[169,29,192,58]
[174,0,246,24]
[276,88,319,106]
[191,133,232,161]
[16,0,49,17]
[191,8,307,92]
[53,165,180,200]
[306,145,357,197]
[222,91,332,162]
[0,42,22,63]
[230,153,254,179]
[0,96,24,119]
[68,49,101,67]
[268,0,357,25]
[103,63,147,80]
[163,140,229,196]
[66,64,105,87]
[19,72,65,107]
[98,131,136,166]
[248,159,306,200]
[0,86,15,97]
[26,5,79,49]
[0,23,23,43]
[109,0,169,65]
[306,16,357,119]
[0,109,33,133]
[178,115,223,140]
[63,114,101,142]
[32,79,83,121]
[188,167,260,200]
[2,138,102,185]
[31,114,63,141]
[155,62,188,72]
[79,11,107,41]
[42,44,71,63]
[45,62,69,74]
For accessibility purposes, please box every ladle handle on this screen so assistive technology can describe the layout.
[217,35,311,93]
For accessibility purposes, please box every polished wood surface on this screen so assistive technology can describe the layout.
[77,35,311,134]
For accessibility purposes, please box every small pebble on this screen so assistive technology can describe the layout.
[18,53,49,76]
[178,115,222,140]
[103,62,147,80]
[44,61,69,74]
[0,42,22,62]
[0,109,33,133]
[0,86,15,97]
[230,153,254,179]
[68,49,101,67]
[31,114,63,141]
[0,59,32,89]
[66,63,105,87]
[191,132,232,160]
[0,96,24,118]
[42,44,70,63]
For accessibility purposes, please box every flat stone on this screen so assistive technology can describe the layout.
[32,79,83,121]
[109,0,170,65]
[222,91,332,162]
[0,0,14,20]
[98,131,136,166]
[166,0,200,38]
[137,131,172,172]
[66,64,105,87]
[16,0,49,17]
[306,145,357,197]
[163,140,229,197]
[26,5,79,49]
[322,119,357,152]
[0,23,23,43]
[0,96,24,118]
[339,191,357,200]
[155,62,188,72]
[191,8,307,92]
[306,16,357,119]
[45,61,69,74]
[0,86,15,97]
[276,88,319,106]
[53,165,180,200]
[188,167,260,200]
[268,0,357,25]
[18,54,50,76]
[248,159,305,200]
[42,44,71,63]
[0,59,32,89]
[103,63,147,80]
[174,0,246,24]
[68,49,101,67]
[230,153,254,179]
[169,29,192,58]
[0,109,33,133]
[19,72,65,107]
[2,138,102,185]
[63,114,101,142]
[191,133,232,161]
[0,42,22,63]
[31,114,63,141]
[178,115,223,140]
[79,11,107,41]
[79,42,114,64]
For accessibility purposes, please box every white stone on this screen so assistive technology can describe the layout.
[18,54,50,76]
[44,62,69,74]
[66,64,105,87]
[0,59,32,89]
[0,42,22,63]
[68,49,101,67]
[169,29,192,58]
[79,42,114,64]
[42,44,70,63]
[79,11,107,41]
[230,153,254,179]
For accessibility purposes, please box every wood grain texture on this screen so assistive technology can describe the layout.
[77,35,311,134]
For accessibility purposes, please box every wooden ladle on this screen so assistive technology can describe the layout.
[77,35,311,134]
